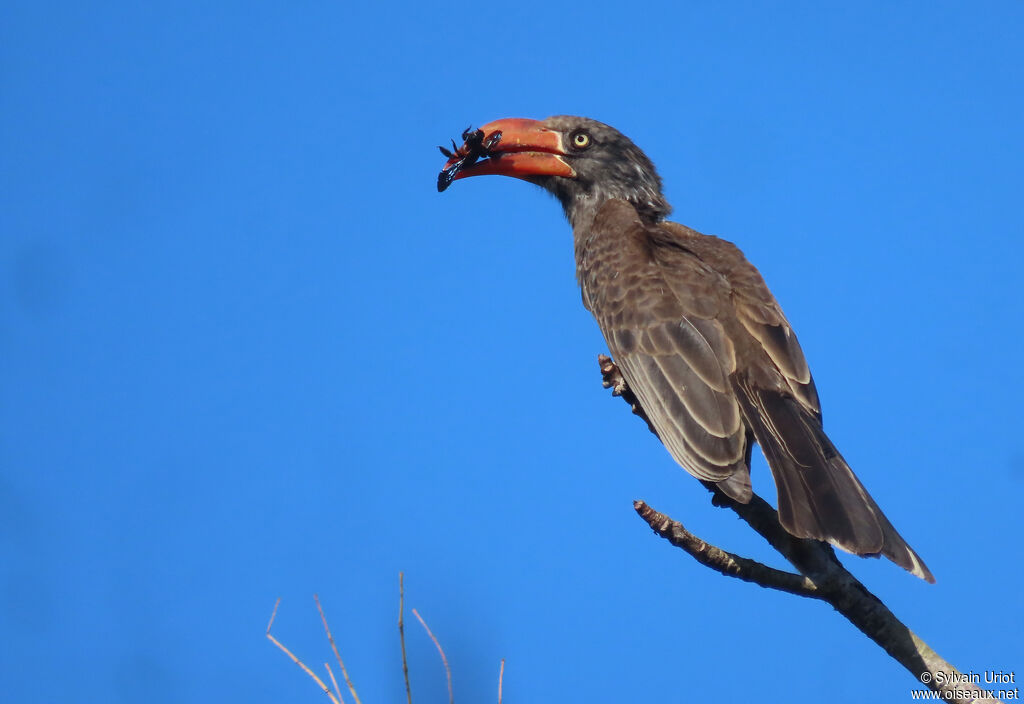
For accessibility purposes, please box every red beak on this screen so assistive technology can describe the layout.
[438,118,575,191]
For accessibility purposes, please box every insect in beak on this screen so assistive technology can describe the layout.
[436,127,504,192]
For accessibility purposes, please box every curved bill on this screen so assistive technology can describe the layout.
[437,118,575,192]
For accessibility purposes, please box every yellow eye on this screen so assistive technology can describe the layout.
[572,132,591,149]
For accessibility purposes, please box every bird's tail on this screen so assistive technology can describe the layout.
[735,382,934,583]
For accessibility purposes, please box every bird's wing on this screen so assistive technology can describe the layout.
[659,223,821,416]
[727,256,822,417]
[662,225,933,581]
[581,202,749,493]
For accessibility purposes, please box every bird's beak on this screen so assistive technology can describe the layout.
[437,118,575,192]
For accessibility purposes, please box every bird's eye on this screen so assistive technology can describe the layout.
[571,131,591,150]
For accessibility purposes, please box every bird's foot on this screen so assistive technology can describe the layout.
[598,354,659,438]
[599,354,628,396]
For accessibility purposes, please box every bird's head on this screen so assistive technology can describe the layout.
[438,116,672,228]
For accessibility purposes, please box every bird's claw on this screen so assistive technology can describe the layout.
[598,354,659,438]
[599,354,628,396]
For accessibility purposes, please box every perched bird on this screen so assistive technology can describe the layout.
[438,116,933,582]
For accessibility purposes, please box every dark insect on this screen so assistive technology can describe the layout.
[436,126,503,192]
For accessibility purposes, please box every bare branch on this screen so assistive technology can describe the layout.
[412,608,454,704]
[498,659,505,704]
[324,663,345,704]
[599,354,1006,703]
[315,594,362,704]
[634,500,820,597]
[399,572,413,704]
[266,596,281,634]
[265,599,343,704]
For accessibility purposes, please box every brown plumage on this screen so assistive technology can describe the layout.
[438,115,934,583]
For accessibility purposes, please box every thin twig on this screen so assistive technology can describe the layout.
[315,594,362,704]
[265,599,342,704]
[266,597,281,634]
[634,500,821,597]
[399,573,415,704]
[324,663,345,704]
[498,659,505,704]
[413,608,454,704]
[399,572,413,704]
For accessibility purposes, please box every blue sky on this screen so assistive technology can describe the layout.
[2,2,1022,702]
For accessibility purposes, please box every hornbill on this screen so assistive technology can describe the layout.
[437,116,933,583]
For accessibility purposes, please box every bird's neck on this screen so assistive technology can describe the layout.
[571,198,659,315]
[556,186,671,233]
[562,192,604,232]
[565,196,670,235]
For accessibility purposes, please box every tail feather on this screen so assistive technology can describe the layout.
[735,380,934,583]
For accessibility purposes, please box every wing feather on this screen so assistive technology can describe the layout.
[578,202,932,581]
[587,208,748,486]
[615,353,744,478]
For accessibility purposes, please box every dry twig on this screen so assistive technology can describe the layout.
[399,572,413,704]
[266,598,342,704]
[412,608,454,704]
[268,578,509,704]
[315,594,362,704]
[498,659,505,704]
[599,354,1005,703]
[324,663,344,704]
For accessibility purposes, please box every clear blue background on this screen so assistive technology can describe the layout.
[2,2,1021,702]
